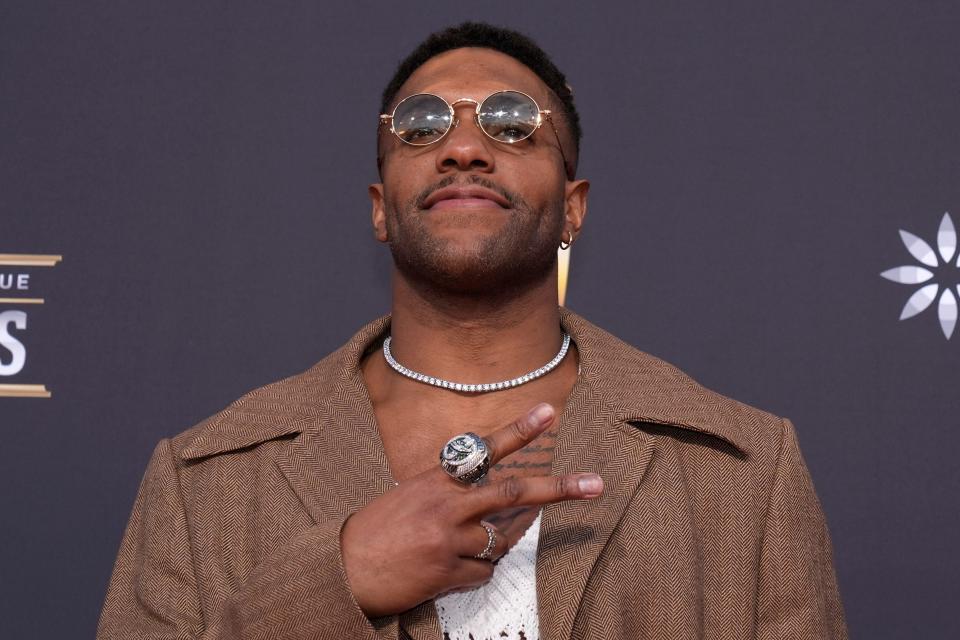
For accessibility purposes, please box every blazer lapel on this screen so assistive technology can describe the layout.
[274,376,444,640]
[274,412,393,524]
[536,381,656,640]
[537,308,750,640]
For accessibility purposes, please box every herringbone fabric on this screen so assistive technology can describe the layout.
[97,308,848,639]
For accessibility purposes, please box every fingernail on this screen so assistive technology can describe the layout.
[529,403,554,427]
[578,474,603,496]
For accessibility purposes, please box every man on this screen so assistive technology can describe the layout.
[98,22,847,640]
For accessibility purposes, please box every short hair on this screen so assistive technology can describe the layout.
[380,22,582,173]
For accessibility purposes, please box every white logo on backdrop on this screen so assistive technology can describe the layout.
[880,212,959,340]
[0,253,61,397]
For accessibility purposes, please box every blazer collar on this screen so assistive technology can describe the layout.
[558,307,751,456]
[536,309,754,639]
[180,310,750,461]
[179,316,391,461]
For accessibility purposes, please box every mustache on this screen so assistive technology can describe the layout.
[414,175,521,210]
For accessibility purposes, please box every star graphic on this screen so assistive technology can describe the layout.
[881,212,960,340]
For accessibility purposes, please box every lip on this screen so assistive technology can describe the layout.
[422,185,511,210]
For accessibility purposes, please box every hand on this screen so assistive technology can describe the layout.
[339,402,604,618]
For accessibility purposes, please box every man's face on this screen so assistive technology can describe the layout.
[370,47,588,297]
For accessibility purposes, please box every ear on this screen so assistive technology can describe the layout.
[563,178,589,239]
[368,183,389,243]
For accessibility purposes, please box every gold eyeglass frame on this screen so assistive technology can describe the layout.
[378,90,570,176]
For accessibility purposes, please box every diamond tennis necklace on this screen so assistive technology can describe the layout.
[382,332,572,393]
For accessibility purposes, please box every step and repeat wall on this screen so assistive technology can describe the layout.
[3,2,958,637]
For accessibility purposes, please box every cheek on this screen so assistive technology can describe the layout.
[525,178,568,220]
[499,154,565,196]
[381,156,434,209]
[381,141,434,176]
[380,177,414,216]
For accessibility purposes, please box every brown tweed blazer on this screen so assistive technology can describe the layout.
[98,308,847,639]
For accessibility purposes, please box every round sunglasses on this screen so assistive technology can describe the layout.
[379,90,570,174]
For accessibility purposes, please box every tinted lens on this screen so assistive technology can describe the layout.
[390,94,452,145]
[477,91,541,142]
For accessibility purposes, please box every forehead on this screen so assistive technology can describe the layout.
[392,47,553,108]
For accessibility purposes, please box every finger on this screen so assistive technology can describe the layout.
[483,403,556,466]
[448,558,496,591]
[455,520,508,562]
[464,473,604,518]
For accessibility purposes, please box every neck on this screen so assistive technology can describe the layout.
[386,266,565,384]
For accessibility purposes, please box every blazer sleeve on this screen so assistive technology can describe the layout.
[755,418,849,640]
[96,439,396,640]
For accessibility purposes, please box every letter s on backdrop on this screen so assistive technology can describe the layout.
[0,310,27,376]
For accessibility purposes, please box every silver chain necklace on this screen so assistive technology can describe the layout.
[382,332,572,393]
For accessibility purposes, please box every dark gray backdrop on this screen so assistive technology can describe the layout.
[3,1,958,637]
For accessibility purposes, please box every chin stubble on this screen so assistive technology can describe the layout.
[386,178,563,296]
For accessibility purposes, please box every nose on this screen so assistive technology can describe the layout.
[435,103,496,174]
